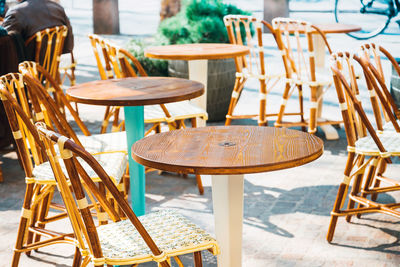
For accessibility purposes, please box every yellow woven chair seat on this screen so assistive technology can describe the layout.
[354,132,400,156]
[77,131,127,154]
[144,101,208,123]
[96,209,219,265]
[32,152,127,184]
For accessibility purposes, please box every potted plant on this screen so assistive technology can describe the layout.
[157,0,251,121]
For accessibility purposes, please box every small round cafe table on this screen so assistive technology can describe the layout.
[144,43,250,126]
[67,77,204,216]
[132,126,323,266]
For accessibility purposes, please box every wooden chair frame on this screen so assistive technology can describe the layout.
[25,26,68,87]
[272,18,341,134]
[223,15,283,126]
[327,52,400,242]
[35,124,219,266]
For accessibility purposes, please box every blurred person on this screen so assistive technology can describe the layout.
[2,0,73,60]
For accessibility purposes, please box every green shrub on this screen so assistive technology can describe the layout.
[157,0,251,45]
[128,0,251,75]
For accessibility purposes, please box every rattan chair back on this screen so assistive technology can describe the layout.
[25,26,68,85]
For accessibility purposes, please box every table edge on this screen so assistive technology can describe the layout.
[132,144,324,175]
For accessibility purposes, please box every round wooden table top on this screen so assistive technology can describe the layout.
[144,43,250,61]
[66,77,204,106]
[286,23,361,34]
[132,126,324,175]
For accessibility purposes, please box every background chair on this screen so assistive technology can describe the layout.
[36,124,219,267]
[272,18,341,134]
[223,15,283,126]
[327,52,400,243]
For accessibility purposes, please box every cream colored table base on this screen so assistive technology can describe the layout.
[313,35,339,140]
[188,60,208,127]
[212,174,244,267]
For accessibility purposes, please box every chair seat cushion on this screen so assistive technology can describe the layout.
[96,209,219,264]
[78,131,127,154]
[354,132,400,156]
[32,152,127,184]
[144,101,208,123]
[382,120,400,132]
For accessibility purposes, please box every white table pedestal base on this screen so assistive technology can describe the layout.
[212,174,244,267]
[188,59,208,127]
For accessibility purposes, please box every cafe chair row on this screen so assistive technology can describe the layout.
[327,44,400,242]
[224,15,342,135]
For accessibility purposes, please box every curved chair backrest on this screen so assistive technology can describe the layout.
[330,52,396,151]
[18,61,91,136]
[25,26,68,84]
[359,43,400,122]
[272,18,332,83]
[35,124,169,266]
[0,74,47,175]
[223,15,275,77]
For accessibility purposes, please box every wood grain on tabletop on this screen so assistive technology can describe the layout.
[144,43,250,60]
[132,126,324,175]
[66,77,204,106]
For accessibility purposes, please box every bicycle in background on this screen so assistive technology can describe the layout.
[335,0,400,39]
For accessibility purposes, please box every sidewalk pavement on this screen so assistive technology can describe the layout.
[1,1,400,266]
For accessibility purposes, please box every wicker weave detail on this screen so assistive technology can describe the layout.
[96,209,219,263]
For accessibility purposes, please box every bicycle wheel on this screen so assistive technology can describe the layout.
[335,0,393,39]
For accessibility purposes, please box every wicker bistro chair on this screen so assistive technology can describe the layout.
[223,15,283,126]
[88,34,208,135]
[272,18,341,134]
[0,77,128,267]
[36,124,219,267]
[326,52,400,243]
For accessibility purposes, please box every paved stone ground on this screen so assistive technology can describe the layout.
[1,1,400,266]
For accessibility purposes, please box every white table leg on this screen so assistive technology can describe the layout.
[188,59,208,127]
[212,174,244,267]
[313,34,339,140]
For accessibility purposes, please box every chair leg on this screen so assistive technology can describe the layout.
[258,79,267,126]
[326,153,355,242]
[327,182,347,243]
[33,189,54,249]
[297,85,306,132]
[371,160,386,201]
[275,82,291,128]
[225,77,245,126]
[12,183,35,266]
[193,251,203,267]
[308,85,317,134]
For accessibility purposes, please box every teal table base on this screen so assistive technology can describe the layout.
[124,106,145,216]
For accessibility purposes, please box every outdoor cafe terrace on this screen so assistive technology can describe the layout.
[1,0,400,266]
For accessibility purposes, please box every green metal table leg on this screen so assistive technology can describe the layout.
[124,106,145,216]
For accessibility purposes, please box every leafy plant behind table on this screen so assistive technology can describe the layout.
[127,0,251,76]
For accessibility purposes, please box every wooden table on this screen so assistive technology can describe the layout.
[291,23,361,140]
[145,43,250,126]
[132,126,323,266]
[67,77,204,216]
